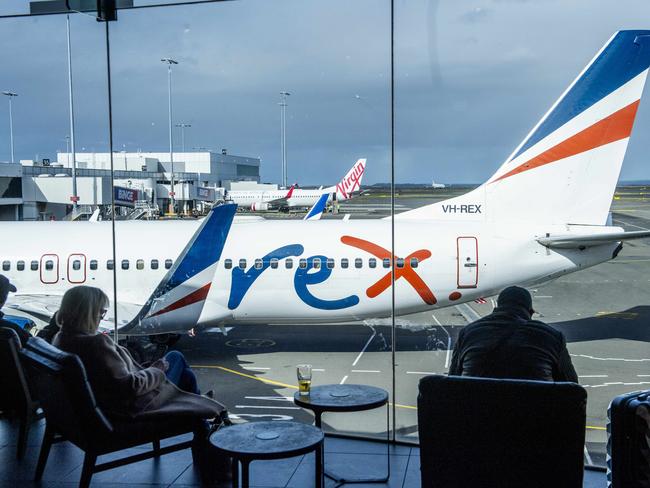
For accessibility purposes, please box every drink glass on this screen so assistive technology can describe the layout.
[297,364,312,396]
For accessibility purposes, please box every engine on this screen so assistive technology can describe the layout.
[250,202,270,211]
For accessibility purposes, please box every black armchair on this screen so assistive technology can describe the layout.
[417,374,587,488]
[19,336,200,488]
[0,326,41,460]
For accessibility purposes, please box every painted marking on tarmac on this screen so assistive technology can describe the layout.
[351,370,381,373]
[638,374,650,377]
[407,371,436,375]
[192,364,298,389]
[613,218,650,231]
[245,396,294,402]
[582,381,650,388]
[340,375,349,384]
[579,375,608,378]
[431,313,452,368]
[236,405,300,410]
[455,303,481,322]
[584,446,593,466]
[352,329,377,367]
[243,366,271,371]
[571,354,650,362]
[313,368,326,372]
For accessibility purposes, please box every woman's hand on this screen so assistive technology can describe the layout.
[151,358,169,373]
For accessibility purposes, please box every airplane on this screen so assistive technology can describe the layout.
[432,180,446,189]
[225,158,366,211]
[3,31,650,343]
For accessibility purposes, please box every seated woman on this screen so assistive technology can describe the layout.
[52,285,224,421]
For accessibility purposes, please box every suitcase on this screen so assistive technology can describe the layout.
[607,390,650,487]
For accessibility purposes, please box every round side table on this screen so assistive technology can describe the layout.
[210,421,324,488]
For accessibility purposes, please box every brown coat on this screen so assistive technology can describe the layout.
[53,331,225,420]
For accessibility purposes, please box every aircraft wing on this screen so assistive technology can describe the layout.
[537,230,650,249]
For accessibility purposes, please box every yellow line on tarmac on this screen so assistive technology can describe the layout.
[587,425,606,431]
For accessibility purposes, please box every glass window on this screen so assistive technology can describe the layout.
[341,258,349,269]
[224,259,232,269]
[239,259,247,269]
[107,260,114,270]
[72,260,81,271]
[286,258,293,269]
[17,261,24,271]
[270,258,278,269]
[355,258,363,269]
[165,259,173,269]
[313,258,321,269]
[396,258,404,269]
[136,259,144,270]
[382,258,390,268]
[31,260,38,271]
[121,260,129,270]
[89,260,98,270]
[151,259,159,270]
[254,258,263,270]
[299,259,307,269]
[369,258,377,269]
[410,257,418,268]
[45,260,54,271]
[2,261,9,271]
[327,258,335,269]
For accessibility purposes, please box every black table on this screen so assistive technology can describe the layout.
[209,421,324,488]
[294,384,390,487]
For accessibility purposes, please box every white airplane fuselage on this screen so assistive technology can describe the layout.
[0,218,617,332]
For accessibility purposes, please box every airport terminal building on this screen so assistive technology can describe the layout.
[0,150,260,220]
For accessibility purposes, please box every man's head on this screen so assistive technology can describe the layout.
[0,274,17,309]
[497,286,534,317]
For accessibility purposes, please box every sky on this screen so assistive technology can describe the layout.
[2,0,650,185]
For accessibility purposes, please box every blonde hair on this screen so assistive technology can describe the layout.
[57,286,109,334]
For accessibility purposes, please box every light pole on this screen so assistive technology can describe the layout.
[2,91,18,164]
[175,122,191,152]
[279,91,290,188]
[161,57,178,215]
[66,14,79,209]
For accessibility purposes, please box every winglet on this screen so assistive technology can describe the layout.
[304,193,330,220]
[121,204,237,334]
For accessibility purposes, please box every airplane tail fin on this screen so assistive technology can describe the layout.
[121,204,237,334]
[304,192,329,220]
[329,158,366,201]
[397,31,650,225]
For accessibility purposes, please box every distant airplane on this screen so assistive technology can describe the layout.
[3,31,650,343]
[432,180,446,189]
[225,158,366,211]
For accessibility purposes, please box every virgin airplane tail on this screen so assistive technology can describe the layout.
[398,31,650,225]
[326,158,366,201]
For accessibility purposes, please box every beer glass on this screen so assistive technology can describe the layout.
[297,364,312,396]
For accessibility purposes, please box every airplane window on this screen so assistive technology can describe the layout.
[17,261,25,271]
[31,260,39,271]
[239,259,247,269]
[383,258,390,268]
[121,260,130,270]
[107,260,114,270]
[224,259,232,269]
[327,258,335,269]
[369,258,377,269]
[136,259,144,270]
[90,260,97,270]
[151,259,159,270]
[165,259,173,269]
[355,258,363,269]
[286,258,293,269]
[2,261,9,271]
[396,258,405,268]
[254,258,263,270]
[313,258,321,269]
[341,258,349,269]
[45,260,54,271]
[270,258,278,269]
[72,260,81,271]
[299,259,307,269]
[410,257,418,268]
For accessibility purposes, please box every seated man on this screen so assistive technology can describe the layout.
[449,286,578,382]
[0,274,30,346]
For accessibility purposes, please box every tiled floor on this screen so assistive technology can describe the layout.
[0,416,606,487]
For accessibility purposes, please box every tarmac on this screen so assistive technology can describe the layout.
[176,186,650,468]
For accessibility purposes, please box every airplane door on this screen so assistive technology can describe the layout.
[40,254,59,284]
[67,254,86,284]
[457,237,478,288]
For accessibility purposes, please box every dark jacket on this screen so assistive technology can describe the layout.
[36,313,60,344]
[0,311,31,346]
[449,306,578,383]
[53,331,225,420]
